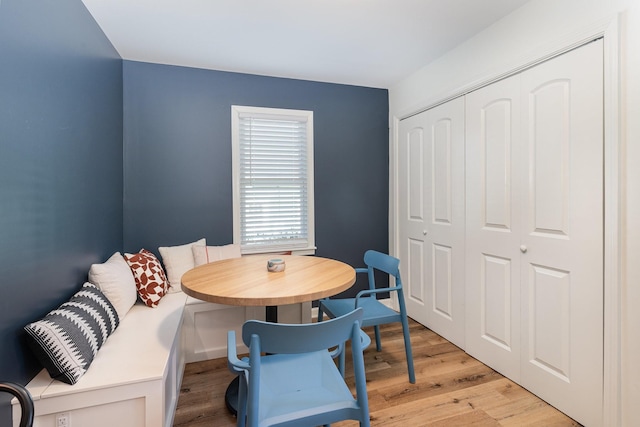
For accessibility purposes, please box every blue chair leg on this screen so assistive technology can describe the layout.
[401,315,416,384]
[374,325,382,352]
[318,304,325,322]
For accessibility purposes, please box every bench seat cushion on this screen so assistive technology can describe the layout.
[124,249,169,307]
[88,252,138,320]
[158,238,206,293]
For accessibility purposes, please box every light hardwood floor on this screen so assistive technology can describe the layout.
[173,320,581,426]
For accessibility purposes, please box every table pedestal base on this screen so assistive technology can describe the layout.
[225,376,240,416]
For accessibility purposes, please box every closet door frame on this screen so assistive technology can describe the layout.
[389,15,622,426]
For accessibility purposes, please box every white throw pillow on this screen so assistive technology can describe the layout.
[192,243,241,266]
[88,252,138,319]
[158,238,206,292]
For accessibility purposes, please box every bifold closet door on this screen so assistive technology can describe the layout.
[465,40,603,426]
[518,40,603,426]
[398,97,465,348]
[465,73,523,381]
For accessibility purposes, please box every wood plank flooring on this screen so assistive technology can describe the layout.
[173,320,581,426]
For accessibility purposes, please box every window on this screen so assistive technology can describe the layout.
[232,105,315,255]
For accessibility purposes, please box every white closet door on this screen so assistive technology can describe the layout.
[519,40,603,426]
[398,112,429,327]
[465,73,523,381]
[465,39,603,426]
[398,97,465,347]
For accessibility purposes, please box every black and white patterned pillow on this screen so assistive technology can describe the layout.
[24,282,120,385]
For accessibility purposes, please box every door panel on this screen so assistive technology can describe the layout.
[399,115,428,325]
[407,238,425,305]
[398,97,465,347]
[433,119,453,224]
[527,264,571,381]
[481,254,512,351]
[529,80,571,235]
[484,99,513,230]
[519,40,603,426]
[408,128,424,222]
[465,74,522,381]
[432,243,452,320]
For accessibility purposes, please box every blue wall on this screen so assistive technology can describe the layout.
[0,0,123,423]
[123,61,389,283]
[0,3,389,423]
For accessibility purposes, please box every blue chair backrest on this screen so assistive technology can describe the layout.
[242,308,364,355]
[364,249,400,277]
[363,249,402,287]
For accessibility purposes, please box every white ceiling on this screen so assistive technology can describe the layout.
[81,0,531,89]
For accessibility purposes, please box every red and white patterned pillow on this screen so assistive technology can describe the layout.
[124,249,169,307]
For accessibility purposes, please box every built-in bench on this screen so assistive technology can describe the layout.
[14,292,310,427]
[15,292,186,427]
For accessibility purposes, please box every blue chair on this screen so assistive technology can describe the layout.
[227,308,370,427]
[0,382,34,427]
[318,250,416,384]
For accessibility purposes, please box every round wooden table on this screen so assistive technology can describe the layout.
[181,254,356,415]
[181,254,356,322]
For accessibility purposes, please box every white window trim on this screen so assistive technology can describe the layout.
[231,105,316,255]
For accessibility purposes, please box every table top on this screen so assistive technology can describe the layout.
[181,255,356,306]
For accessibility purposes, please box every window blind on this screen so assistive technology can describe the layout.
[238,115,310,251]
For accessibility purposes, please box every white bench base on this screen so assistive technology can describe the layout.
[183,297,312,363]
